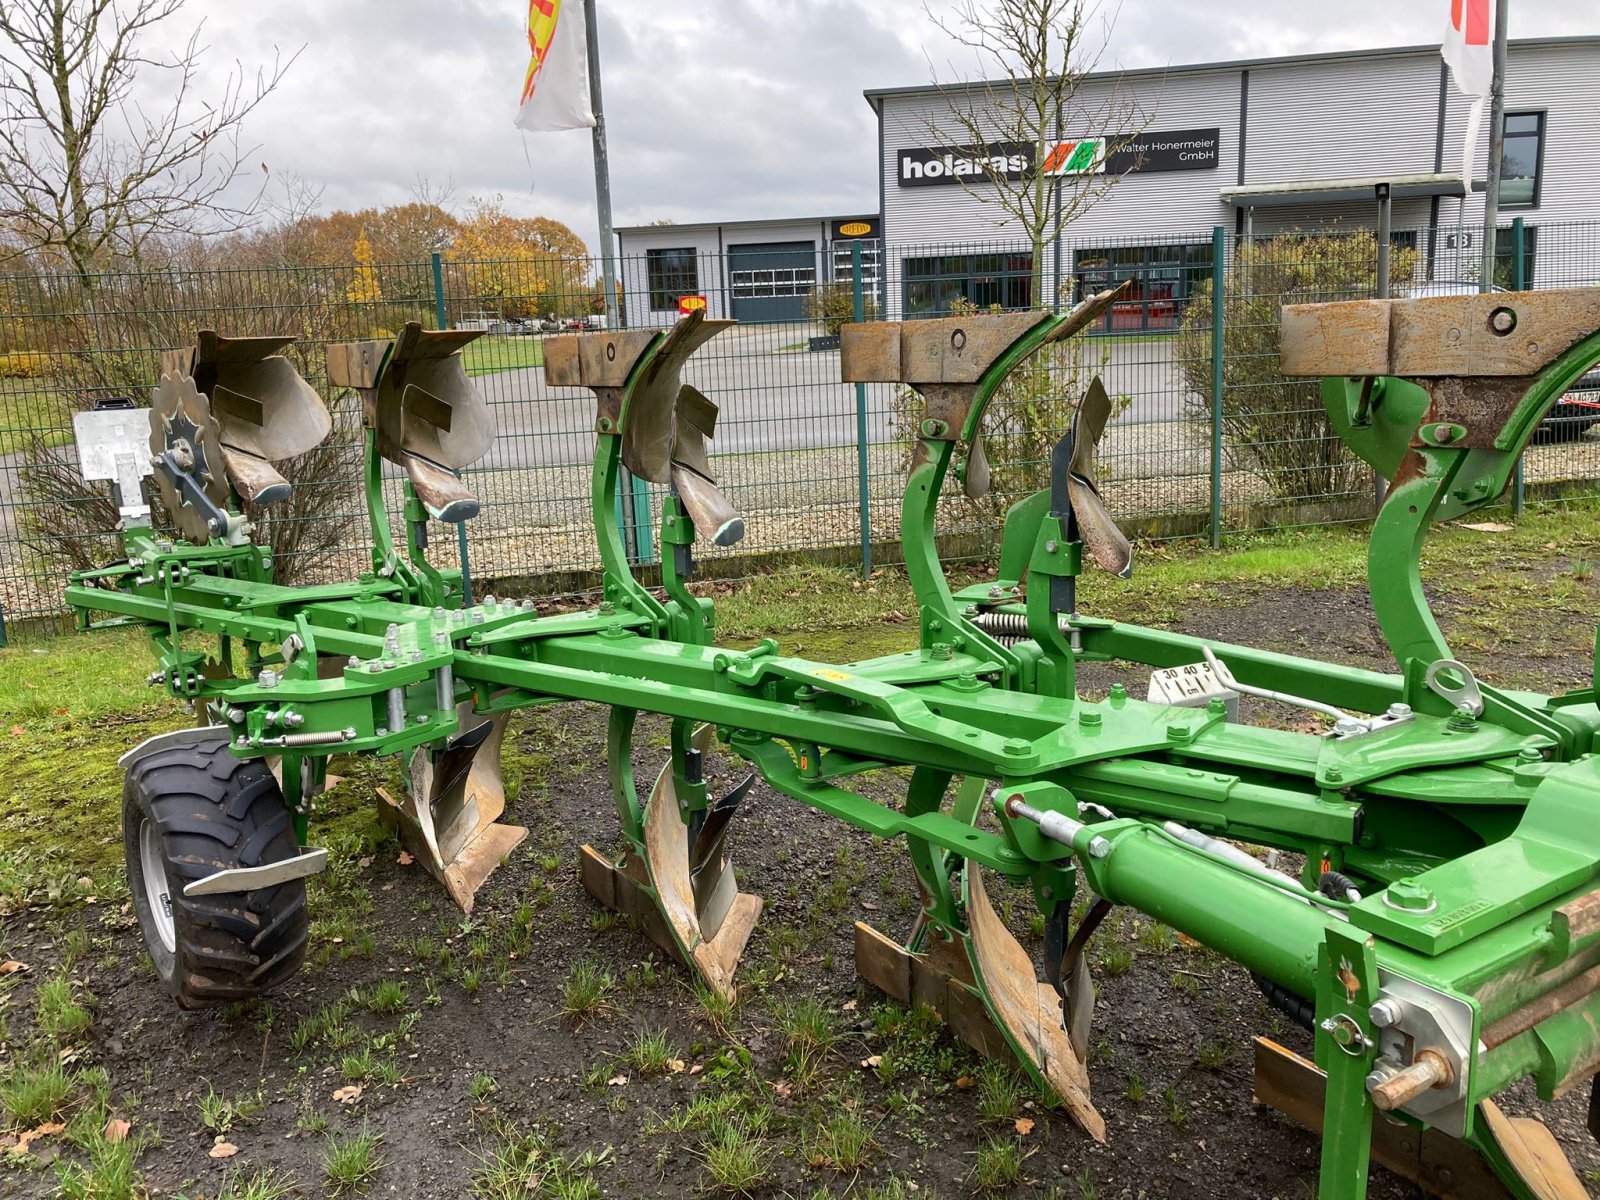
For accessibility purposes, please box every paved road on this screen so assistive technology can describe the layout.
[475,326,1195,471]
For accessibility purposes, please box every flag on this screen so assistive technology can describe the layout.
[1443,0,1492,96]
[515,0,596,132]
[1442,0,1493,183]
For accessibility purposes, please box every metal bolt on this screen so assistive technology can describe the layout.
[1002,738,1031,756]
[1369,998,1404,1029]
[1079,710,1102,728]
[1386,702,1412,719]
[368,661,383,673]
[1045,539,1059,554]
[226,707,245,723]
[347,656,360,668]
[375,726,388,737]
[1333,717,1365,737]
[415,714,430,724]
[257,669,279,689]
[1325,766,1344,783]
[283,711,305,729]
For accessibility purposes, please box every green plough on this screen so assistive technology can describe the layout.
[64,284,1600,1198]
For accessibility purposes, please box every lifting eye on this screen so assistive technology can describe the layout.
[1488,307,1518,336]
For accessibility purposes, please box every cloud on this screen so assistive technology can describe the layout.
[128,0,1595,251]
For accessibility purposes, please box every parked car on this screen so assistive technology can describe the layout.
[1399,280,1600,443]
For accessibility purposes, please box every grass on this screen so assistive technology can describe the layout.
[973,1136,1023,1190]
[974,1061,1026,1123]
[35,972,94,1039]
[805,1107,875,1171]
[0,1058,74,1126]
[324,1129,384,1194]
[198,1083,263,1134]
[561,960,615,1025]
[462,335,545,377]
[213,1168,301,1200]
[700,1121,772,1194]
[623,1028,677,1077]
[471,1122,608,1200]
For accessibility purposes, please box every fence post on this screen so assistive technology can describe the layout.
[1512,216,1526,517]
[432,252,474,604]
[852,239,872,578]
[1210,226,1225,549]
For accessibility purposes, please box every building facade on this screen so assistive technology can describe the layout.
[616,37,1598,329]
[615,215,880,329]
[871,36,1600,327]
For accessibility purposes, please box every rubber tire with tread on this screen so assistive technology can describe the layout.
[123,732,309,1009]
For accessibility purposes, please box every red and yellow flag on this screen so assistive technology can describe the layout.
[515,0,596,132]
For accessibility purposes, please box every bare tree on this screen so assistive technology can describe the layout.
[0,0,297,291]
[924,0,1146,305]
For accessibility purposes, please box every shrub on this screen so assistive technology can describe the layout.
[890,296,1118,530]
[1175,229,1417,501]
[809,282,878,337]
[0,350,51,378]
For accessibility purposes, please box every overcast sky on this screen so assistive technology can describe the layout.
[153,0,1596,252]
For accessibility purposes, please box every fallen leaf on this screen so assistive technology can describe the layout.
[688,1063,704,1076]
[332,1085,363,1105]
[8,726,22,736]
[771,1080,792,1098]
[102,1118,130,1144]
[0,960,27,974]
[667,1059,686,1074]
[5,1121,65,1157]
[860,1055,883,1069]
[1014,1117,1035,1136]
[607,1074,628,1087]
[955,1075,975,1090]
[357,856,373,869]
[1460,521,1513,532]
[208,1141,240,1159]
[841,999,857,1013]
[397,850,414,866]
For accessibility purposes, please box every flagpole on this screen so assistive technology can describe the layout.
[584,0,618,328]
[1479,0,1509,292]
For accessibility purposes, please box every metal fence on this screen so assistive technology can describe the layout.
[3,218,1599,627]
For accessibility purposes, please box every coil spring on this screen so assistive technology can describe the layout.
[969,610,1073,646]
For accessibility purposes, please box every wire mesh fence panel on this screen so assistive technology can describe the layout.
[4,221,1600,629]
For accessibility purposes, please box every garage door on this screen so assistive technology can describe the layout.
[728,241,817,324]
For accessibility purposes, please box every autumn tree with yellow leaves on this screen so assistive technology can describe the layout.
[345,229,382,304]
[449,198,593,320]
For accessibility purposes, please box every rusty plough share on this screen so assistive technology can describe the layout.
[64,283,1600,1198]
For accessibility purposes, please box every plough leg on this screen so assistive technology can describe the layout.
[856,773,1105,1140]
[580,717,762,999]
[378,707,527,913]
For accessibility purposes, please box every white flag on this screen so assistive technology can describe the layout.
[515,0,596,132]
[1442,0,1493,96]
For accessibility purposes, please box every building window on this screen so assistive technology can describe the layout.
[730,265,816,298]
[647,248,699,311]
[903,252,1033,316]
[831,240,881,289]
[1070,241,1212,332]
[1493,224,1538,288]
[1500,112,1544,208]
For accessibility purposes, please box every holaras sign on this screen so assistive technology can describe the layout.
[897,128,1219,187]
